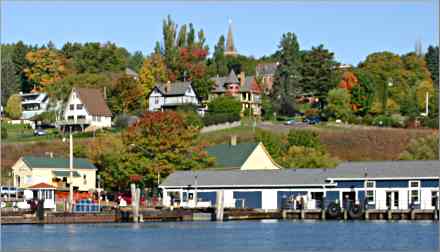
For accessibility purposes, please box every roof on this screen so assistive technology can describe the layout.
[74,88,112,117]
[161,160,440,188]
[52,170,81,177]
[327,160,440,179]
[206,142,259,168]
[154,81,193,96]
[125,68,139,77]
[225,70,239,84]
[210,75,262,94]
[28,183,55,189]
[21,156,97,170]
[256,63,278,76]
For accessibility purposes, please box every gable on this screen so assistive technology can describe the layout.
[206,143,259,168]
[241,143,281,170]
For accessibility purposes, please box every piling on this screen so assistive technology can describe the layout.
[343,209,348,221]
[215,190,224,221]
[387,210,392,220]
[282,210,287,219]
[365,210,369,220]
[410,209,416,220]
[300,210,305,220]
[434,210,439,221]
[320,209,326,220]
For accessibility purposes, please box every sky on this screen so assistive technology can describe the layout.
[1,1,439,65]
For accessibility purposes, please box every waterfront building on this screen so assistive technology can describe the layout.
[58,87,112,132]
[12,155,97,192]
[160,160,439,210]
[148,81,200,112]
[206,138,281,170]
[24,182,56,210]
[209,70,262,116]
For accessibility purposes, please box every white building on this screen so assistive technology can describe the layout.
[59,87,112,131]
[20,92,50,120]
[148,81,200,111]
[160,160,439,211]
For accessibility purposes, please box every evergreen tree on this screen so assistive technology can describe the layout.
[12,41,33,92]
[212,35,228,76]
[425,45,439,89]
[1,45,20,106]
[270,32,302,116]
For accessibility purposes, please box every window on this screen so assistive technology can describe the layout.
[92,116,97,121]
[409,180,420,188]
[365,180,375,188]
[410,190,419,203]
[76,104,83,110]
[431,191,438,207]
[83,175,87,185]
[77,115,86,121]
[69,104,74,110]
[155,97,159,104]
[366,190,375,203]
[67,116,74,121]
[97,116,101,122]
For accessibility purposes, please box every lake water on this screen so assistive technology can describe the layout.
[2,220,438,252]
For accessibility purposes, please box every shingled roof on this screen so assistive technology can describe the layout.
[154,81,194,96]
[206,142,259,168]
[22,156,97,169]
[74,88,112,117]
[211,75,261,93]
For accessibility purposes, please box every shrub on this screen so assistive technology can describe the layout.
[180,111,203,129]
[5,94,22,119]
[202,113,240,126]
[287,130,322,149]
[362,114,374,125]
[280,146,339,168]
[372,115,399,127]
[421,117,439,129]
[399,134,439,160]
[208,96,241,117]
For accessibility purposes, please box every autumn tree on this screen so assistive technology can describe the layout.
[138,53,168,97]
[124,112,214,182]
[24,48,68,91]
[109,75,145,114]
[5,94,22,119]
[270,32,302,116]
[351,69,374,115]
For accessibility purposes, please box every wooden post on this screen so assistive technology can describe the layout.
[130,183,138,223]
[215,190,224,221]
[387,210,392,220]
[321,209,326,220]
[300,209,305,220]
[343,209,348,221]
[410,209,416,220]
[365,209,369,220]
[282,210,287,219]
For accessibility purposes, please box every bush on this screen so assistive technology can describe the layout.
[362,114,374,125]
[208,96,241,117]
[180,111,203,129]
[1,125,8,139]
[399,134,439,160]
[202,113,240,126]
[280,146,339,168]
[421,117,439,129]
[287,130,322,149]
[372,115,400,127]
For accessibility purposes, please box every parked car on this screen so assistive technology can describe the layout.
[34,128,48,136]
[304,116,321,125]
[284,119,297,125]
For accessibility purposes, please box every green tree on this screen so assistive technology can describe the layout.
[270,32,302,116]
[287,130,322,149]
[73,42,128,73]
[300,45,339,106]
[280,146,339,168]
[1,45,20,106]
[124,112,214,179]
[208,96,241,116]
[399,134,439,160]
[255,129,285,161]
[425,46,439,89]
[351,69,374,115]
[61,42,82,59]
[191,77,214,100]
[12,41,34,93]
[5,94,22,119]
[210,35,228,76]
[325,88,352,121]
[127,51,144,72]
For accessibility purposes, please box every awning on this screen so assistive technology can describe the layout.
[52,171,81,177]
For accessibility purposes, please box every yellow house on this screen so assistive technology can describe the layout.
[12,155,97,192]
[206,139,281,170]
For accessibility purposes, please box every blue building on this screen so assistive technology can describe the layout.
[160,161,439,211]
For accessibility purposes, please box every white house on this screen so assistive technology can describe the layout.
[160,160,439,211]
[20,92,51,120]
[59,87,112,131]
[148,81,200,111]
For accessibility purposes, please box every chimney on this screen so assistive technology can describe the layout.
[239,72,245,87]
[165,81,171,94]
[230,135,237,147]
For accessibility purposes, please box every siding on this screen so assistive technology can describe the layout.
[421,179,439,188]
[277,191,307,209]
[233,191,262,209]
[198,192,217,206]
[335,180,364,188]
[376,180,408,188]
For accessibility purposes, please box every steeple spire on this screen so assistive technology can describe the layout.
[225,19,237,56]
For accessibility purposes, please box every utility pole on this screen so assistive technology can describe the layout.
[425,92,429,116]
[69,126,74,212]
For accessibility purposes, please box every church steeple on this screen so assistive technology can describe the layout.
[225,19,238,56]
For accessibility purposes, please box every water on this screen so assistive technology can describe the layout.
[2,220,438,252]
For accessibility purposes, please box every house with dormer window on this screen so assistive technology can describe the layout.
[148,81,200,111]
[58,87,112,132]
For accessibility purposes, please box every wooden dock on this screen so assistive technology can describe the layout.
[1,208,438,225]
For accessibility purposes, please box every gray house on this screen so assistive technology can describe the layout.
[148,81,200,111]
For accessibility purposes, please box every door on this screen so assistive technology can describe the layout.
[342,191,356,209]
[386,191,399,209]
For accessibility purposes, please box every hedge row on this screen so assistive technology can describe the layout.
[202,113,240,126]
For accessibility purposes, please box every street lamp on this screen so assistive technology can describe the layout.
[383,79,393,115]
